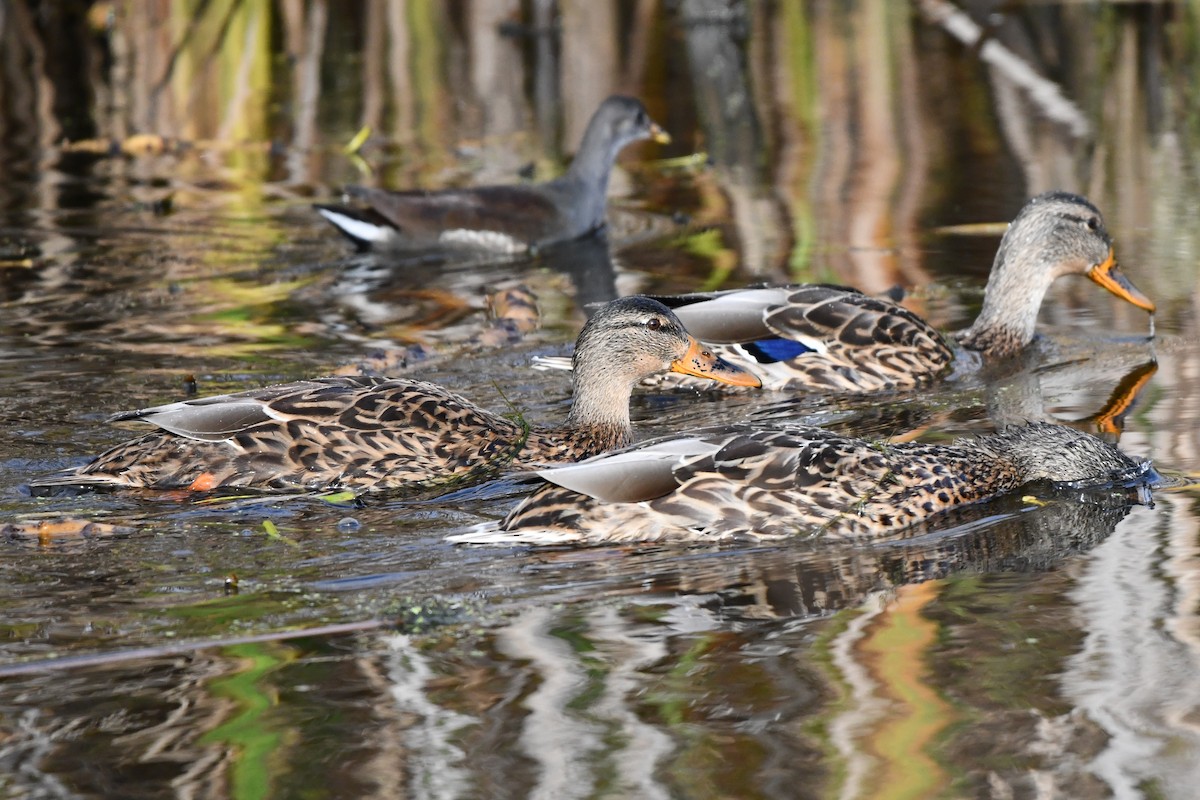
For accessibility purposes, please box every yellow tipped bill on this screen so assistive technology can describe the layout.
[649,122,671,145]
[1087,249,1155,313]
[671,337,762,388]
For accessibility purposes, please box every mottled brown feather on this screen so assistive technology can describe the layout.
[623,192,1152,394]
[32,298,758,493]
[486,422,1151,544]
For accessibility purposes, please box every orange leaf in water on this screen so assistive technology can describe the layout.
[2,518,134,545]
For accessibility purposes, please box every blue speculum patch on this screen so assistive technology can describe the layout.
[742,338,811,363]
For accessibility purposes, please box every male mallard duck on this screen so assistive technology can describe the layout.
[534,192,1155,392]
[315,96,670,253]
[451,422,1154,544]
[30,297,759,493]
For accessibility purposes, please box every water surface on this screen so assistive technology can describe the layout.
[2,2,1200,798]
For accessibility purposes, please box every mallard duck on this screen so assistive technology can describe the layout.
[30,297,759,493]
[451,422,1155,544]
[315,96,670,253]
[534,192,1155,393]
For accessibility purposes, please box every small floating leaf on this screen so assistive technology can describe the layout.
[121,133,170,155]
[2,518,134,545]
[318,490,358,506]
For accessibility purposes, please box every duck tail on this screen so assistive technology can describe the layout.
[313,203,399,250]
[24,470,123,497]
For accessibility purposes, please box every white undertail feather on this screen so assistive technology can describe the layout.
[315,208,395,244]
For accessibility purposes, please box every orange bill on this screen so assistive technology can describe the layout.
[650,122,671,145]
[671,337,762,387]
[1087,249,1155,312]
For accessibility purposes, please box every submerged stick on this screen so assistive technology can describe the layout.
[915,0,1091,137]
[0,620,386,677]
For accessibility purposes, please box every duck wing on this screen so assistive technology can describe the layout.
[450,432,727,544]
[753,286,950,391]
[656,287,794,342]
[645,285,953,393]
[528,436,721,502]
[317,184,574,251]
[39,377,528,491]
[105,377,398,441]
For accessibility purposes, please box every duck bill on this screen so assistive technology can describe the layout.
[1087,250,1156,313]
[671,337,762,387]
[649,122,671,145]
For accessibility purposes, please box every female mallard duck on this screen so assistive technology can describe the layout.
[31,297,759,493]
[315,96,670,253]
[535,192,1155,392]
[451,422,1155,544]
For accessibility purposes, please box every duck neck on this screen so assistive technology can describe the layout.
[955,237,1057,358]
[567,117,621,187]
[565,124,621,227]
[562,361,635,448]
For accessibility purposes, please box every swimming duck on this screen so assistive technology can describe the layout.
[30,297,759,493]
[534,192,1155,393]
[451,422,1153,544]
[315,96,670,253]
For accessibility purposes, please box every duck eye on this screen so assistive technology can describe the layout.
[1086,217,1100,232]
[645,317,662,331]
